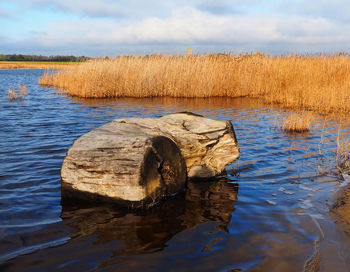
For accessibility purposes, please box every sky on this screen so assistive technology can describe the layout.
[1,0,350,57]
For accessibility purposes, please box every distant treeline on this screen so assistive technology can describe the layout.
[0,54,89,62]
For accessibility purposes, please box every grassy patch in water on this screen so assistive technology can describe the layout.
[39,53,350,115]
[282,112,313,133]
[8,84,28,101]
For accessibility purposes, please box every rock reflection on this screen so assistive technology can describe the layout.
[184,178,238,232]
[61,178,238,255]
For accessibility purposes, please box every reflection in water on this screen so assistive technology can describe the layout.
[61,178,238,256]
[71,96,269,113]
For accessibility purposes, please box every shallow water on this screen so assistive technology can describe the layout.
[1,69,350,271]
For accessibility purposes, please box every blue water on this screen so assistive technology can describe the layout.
[1,69,350,271]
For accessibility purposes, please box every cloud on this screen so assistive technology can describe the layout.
[1,0,350,55]
[36,9,277,46]
[196,0,261,15]
[196,1,239,15]
[4,0,262,19]
[277,0,350,21]
[31,0,126,18]
[7,0,197,19]
[26,7,350,55]
[40,9,342,44]
[0,7,11,18]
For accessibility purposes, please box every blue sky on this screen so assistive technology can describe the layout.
[1,0,350,57]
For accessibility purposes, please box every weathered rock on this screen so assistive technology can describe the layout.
[61,134,187,207]
[61,112,239,207]
[154,112,239,178]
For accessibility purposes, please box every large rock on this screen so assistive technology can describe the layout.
[61,112,239,207]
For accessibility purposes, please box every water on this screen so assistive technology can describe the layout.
[1,69,350,271]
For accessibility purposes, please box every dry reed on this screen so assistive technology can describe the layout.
[0,61,78,69]
[282,112,313,133]
[39,53,350,114]
[8,84,28,100]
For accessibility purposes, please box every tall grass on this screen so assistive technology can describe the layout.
[282,112,313,133]
[39,53,350,114]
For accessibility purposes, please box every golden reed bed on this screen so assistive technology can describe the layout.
[0,61,77,69]
[39,53,350,115]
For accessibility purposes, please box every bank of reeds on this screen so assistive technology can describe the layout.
[39,53,350,114]
[0,61,78,69]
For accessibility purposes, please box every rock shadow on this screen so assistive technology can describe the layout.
[60,177,239,256]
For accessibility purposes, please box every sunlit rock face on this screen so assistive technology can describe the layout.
[61,112,239,207]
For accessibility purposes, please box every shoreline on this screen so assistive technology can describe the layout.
[331,174,350,236]
[0,61,77,69]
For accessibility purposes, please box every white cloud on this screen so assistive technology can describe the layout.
[2,0,350,55]
[36,8,350,46]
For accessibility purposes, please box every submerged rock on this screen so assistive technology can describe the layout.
[61,112,239,207]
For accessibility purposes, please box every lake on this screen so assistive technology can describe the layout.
[1,69,350,271]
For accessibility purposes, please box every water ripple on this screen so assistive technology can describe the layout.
[1,69,350,271]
